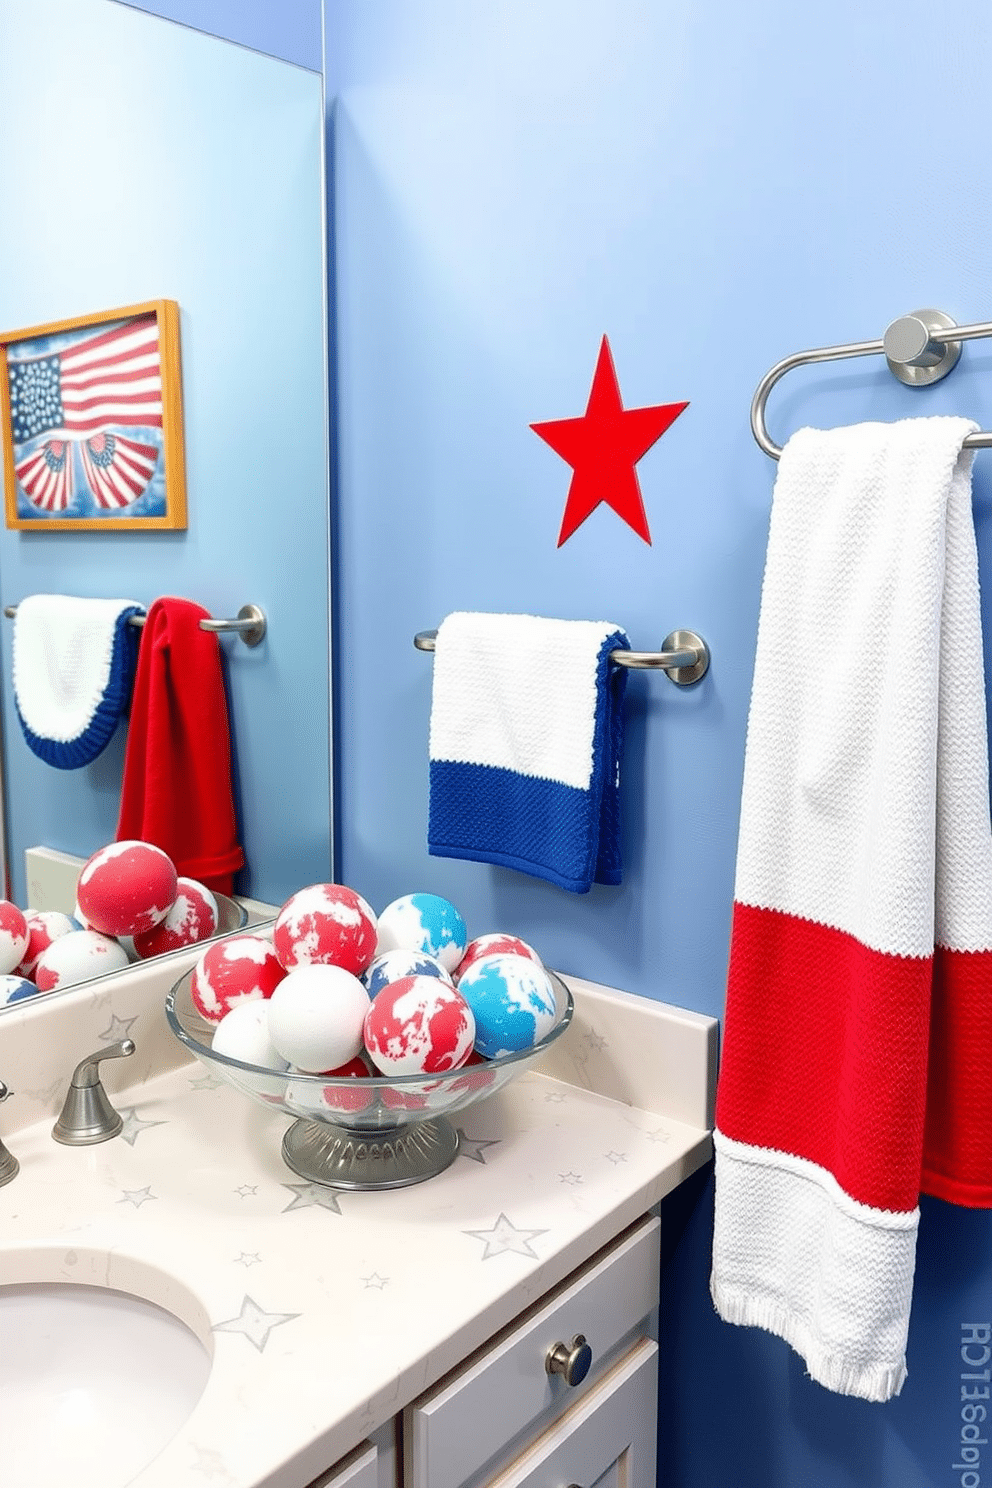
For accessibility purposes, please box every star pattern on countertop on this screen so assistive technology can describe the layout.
[119,1185,157,1208]
[234,1184,258,1198]
[361,1273,389,1290]
[24,1077,65,1104]
[212,1295,300,1352]
[188,1442,234,1480]
[465,1213,549,1261]
[281,1182,342,1214]
[235,1252,262,1267]
[646,1126,671,1144]
[605,1151,628,1165]
[456,1131,501,1164]
[559,1172,584,1186]
[583,1029,608,1053]
[117,1107,167,1146]
[99,1012,138,1043]
[544,1090,567,1103]
[189,1070,223,1091]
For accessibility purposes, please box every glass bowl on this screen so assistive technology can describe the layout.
[165,964,573,1190]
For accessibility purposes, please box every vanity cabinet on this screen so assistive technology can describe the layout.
[311,1215,660,1488]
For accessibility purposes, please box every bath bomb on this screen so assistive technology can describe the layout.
[362,948,453,999]
[0,974,37,1006]
[0,901,29,976]
[455,953,558,1059]
[375,893,467,973]
[76,840,178,938]
[273,883,378,975]
[267,963,371,1072]
[15,910,76,979]
[191,934,286,1023]
[34,930,130,991]
[133,878,219,959]
[363,974,475,1076]
[285,1056,373,1117]
[454,933,542,984]
[212,1000,289,1070]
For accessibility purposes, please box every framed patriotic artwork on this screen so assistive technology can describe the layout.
[0,299,186,531]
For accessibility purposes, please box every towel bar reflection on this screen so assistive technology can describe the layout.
[3,602,267,648]
[414,628,710,685]
[751,308,992,460]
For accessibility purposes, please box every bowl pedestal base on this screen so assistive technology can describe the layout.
[281,1115,460,1189]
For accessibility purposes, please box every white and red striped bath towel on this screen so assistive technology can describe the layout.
[711,416,992,1402]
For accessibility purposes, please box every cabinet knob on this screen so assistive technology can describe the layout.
[545,1332,593,1387]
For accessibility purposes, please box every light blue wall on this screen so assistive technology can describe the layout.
[113,0,322,70]
[0,0,330,906]
[325,3,992,1485]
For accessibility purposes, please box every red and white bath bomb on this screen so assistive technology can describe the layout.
[285,1055,373,1117]
[133,878,219,959]
[76,841,178,938]
[190,934,286,1023]
[363,975,476,1076]
[15,910,76,979]
[273,883,378,975]
[0,901,29,975]
[454,933,542,984]
[267,964,371,1072]
[34,930,130,991]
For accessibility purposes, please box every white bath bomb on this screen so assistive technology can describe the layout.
[76,840,178,938]
[374,893,467,972]
[0,901,29,975]
[15,910,76,978]
[133,878,219,959]
[273,882,378,975]
[212,1000,288,1070]
[267,964,371,1073]
[190,934,286,1023]
[34,930,130,991]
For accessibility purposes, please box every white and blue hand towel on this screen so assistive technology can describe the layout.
[428,612,630,893]
[12,595,145,769]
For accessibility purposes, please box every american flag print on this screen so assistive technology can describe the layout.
[7,314,162,441]
[80,432,159,510]
[14,438,74,511]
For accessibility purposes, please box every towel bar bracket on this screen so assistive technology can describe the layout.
[883,309,961,386]
[413,628,710,685]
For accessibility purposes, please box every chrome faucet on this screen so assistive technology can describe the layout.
[0,1082,18,1185]
[52,1039,136,1146]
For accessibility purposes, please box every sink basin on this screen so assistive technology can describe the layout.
[0,1278,212,1488]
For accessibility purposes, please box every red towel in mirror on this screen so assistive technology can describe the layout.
[117,596,243,895]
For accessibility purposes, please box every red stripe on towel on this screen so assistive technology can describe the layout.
[717,902,932,1214]
[923,945,992,1207]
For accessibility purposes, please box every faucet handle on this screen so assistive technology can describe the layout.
[0,1082,18,1185]
[52,1039,136,1146]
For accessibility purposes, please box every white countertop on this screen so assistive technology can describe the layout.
[0,956,716,1488]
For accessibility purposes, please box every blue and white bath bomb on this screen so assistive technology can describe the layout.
[455,953,558,1059]
[34,930,130,992]
[375,893,467,974]
[0,975,37,1006]
[0,901,29,976]
[362,948,453,999]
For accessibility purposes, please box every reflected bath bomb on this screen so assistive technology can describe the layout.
[0,901,29,975]
[375,893,467,973]
[364,974,475,1076]
[15,910,75,979]
[273,883,378,975]
[191,934,286,1023]
[77,840,178,938]
[456,953,557,1059]
[267,964,371,1072]
[362,948,453,999]
[133,878,219,959]
[0,974,37,1006]
[34,930,130,991]
[454,933,542,984]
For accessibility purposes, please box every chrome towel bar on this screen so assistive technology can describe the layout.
[414,627,710,685]
[3,601,267,648]
[751,308,992,460]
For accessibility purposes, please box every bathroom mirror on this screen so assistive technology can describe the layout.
[0,0,331,1006]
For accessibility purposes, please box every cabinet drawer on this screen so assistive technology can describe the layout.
[308,1440,378,1488]
[406,1216,660,1488]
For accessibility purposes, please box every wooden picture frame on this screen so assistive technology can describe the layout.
[0,299,186,531]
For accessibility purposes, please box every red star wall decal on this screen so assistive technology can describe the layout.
[531,335,688,546]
